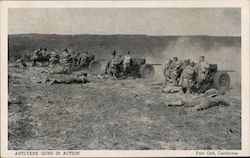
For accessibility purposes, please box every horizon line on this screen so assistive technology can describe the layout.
[8,33,241,38]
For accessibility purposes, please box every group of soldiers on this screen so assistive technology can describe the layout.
[31,48,57,66]
[14,49,230,110]
[164,56,209,94]
[30,48,133,83]
[19,49,210,88]
[19,49,210,89]
[16,48,132,78]
[18,48,94,84]
[163,56,231,110]
[105,51,132,78]
[30,48,93,73]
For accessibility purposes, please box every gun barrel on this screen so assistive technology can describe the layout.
[150,64,162,66]
[219,70,235,72]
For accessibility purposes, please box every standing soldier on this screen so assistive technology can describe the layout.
[181,59,190,70]
[39,48,50,66]
[78,51,90,68]
[117,54,123,74]
[56,48,72,74]
[195,56,209,85]
[85,51,91,64]
[49,48,58,66]
[60,49,71,65]
[121,51,131,76]
[37,48,43,57]
[31,48,41,66]
[105,51,121,78]
[164,59,172,83]
[40,48,47,58]
[179,61,196,94]
[74,52,80,66]
[170,57,182,86]
[68,50,79,68]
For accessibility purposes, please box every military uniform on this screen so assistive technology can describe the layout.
[31,49,42,66]
[49,50,58,66]
[179,64,195,93]
[121,53,131,75]
[73,53,80,66]
[16,58,27,68]
[181,59,190,70]
[50,66,71,74]
[162,85,182,93]
[106,56,121,77]
[195,60,209,83]
[164,59,172,82]
[31,49,39,60]
[166,89,230,111]
[170,58,182,86]
[50,49,72,74]
[50,73,89,84]
[193,95,230,110]
[78,53,89,67]
[60,50,72,66]
[105,51,121,78]
[40,49,48,58]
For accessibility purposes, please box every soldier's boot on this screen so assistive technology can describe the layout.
[214,97,231,107]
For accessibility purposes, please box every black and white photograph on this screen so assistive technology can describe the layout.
[1,0,250,157]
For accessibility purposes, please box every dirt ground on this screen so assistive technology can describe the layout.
[8,65,241,150]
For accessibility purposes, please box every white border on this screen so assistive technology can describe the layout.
[1,1,249,157]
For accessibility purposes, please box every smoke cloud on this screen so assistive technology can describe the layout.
[147,37,241,92]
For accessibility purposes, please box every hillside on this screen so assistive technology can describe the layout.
[8,34,240,59]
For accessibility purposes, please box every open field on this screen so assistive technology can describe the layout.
[8,65,241,150]
[8,34,241,150]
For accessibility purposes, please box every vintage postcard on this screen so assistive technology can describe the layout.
[1,0,250,157]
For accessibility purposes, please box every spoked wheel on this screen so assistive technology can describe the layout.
[213,71,230,91]
[140,64,155,79]
[89,60,101,74]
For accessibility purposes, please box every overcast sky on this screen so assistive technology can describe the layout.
[8,8,240,36]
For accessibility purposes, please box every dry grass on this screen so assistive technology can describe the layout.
[8,66,241,150]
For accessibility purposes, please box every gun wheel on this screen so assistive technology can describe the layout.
[140,64,155,79]
[213,71,230,91]
[89,60,101,74]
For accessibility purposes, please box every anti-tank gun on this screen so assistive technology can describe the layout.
[204,64,234,91]
[125,58,156,78]
[88,58,159,79]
